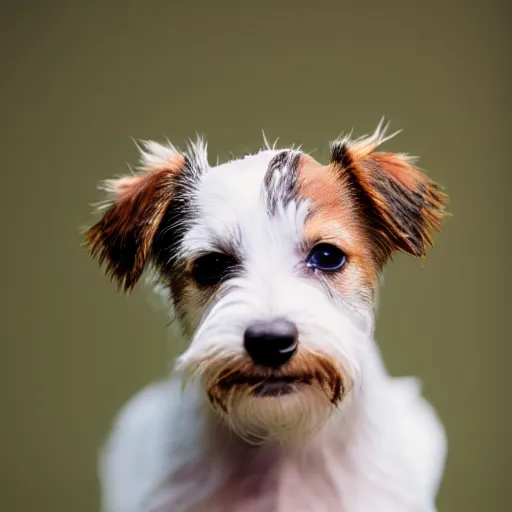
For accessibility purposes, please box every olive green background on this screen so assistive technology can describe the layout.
[1,1,509,511]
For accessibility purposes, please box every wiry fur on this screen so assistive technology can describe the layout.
[330,120,449,263]
[86,122,449,512]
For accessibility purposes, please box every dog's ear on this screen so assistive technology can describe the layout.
[330,121,449,265]
[85,143,187,292]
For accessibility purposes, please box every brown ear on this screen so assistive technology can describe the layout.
[85,145,186,292]
[330,122,449,264]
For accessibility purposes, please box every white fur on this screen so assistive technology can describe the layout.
[99,147,447,512]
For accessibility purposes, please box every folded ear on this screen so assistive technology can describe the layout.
[85,142,187,292]
[330,121,449,265]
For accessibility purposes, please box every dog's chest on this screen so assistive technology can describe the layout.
[155,449,430,512]
[189,461,342,512]
[163,467,418,512]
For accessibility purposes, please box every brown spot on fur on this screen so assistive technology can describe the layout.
[296,130,449,295]
[297,154,380,293]
[85,153,186,292]
[200,349,348,412]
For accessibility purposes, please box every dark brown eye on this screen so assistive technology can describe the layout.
[306,243,347,272]
[191,252,238,286]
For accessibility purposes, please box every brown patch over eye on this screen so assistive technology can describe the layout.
[296,154,379,297]
[294,122,449,300]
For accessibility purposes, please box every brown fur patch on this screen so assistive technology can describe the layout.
[340,150,449,264]
[297,154,380,294]
[296,141,449,295]
[198,349,347,410]
[85,154,186,292]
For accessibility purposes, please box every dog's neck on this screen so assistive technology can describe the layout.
[202,387,362,466]
[198,418,357,511]
[158,365,385,512]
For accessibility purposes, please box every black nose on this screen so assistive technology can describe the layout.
[243,320,299,369]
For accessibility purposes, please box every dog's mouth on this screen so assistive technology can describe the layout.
[203,353,346,410]
[218,372,313,397]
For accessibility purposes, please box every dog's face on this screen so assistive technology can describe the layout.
[86,123,448,443]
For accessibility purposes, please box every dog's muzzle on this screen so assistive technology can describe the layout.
[203,350,347,412]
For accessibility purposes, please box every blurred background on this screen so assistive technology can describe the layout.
[1,1,509,511]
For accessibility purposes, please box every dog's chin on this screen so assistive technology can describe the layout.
[183,351,349,443]
[207,381,337,445]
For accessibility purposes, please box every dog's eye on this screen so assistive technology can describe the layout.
[191,252,238,286]
[306,243,347,272]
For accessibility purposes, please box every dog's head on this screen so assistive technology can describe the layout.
[85,122,448,443]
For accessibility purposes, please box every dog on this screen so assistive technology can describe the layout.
[85,120,449,512]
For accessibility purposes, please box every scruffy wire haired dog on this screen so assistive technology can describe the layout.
[86,120,448,512]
